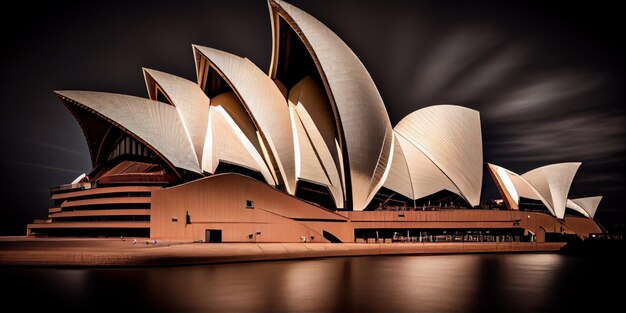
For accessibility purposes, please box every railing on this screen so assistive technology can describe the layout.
[97,174,172,184]
[50,182,93,193]
[375,205,469,211]
[356,235,524,244]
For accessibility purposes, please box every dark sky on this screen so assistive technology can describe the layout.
[0,0,623,235]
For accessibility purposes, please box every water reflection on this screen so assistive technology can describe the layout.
[497,253,563,311]
[1,254,622,313]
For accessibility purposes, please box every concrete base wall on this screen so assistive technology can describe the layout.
[150,174,353,243]
[149,174,603,243]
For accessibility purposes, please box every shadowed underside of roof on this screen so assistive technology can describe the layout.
[56,90,201,175]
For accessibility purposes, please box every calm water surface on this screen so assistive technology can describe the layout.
[2,253,623,313]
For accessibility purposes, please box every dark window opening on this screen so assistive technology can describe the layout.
[323,230,342,243]
[214,161,268,184]
[156,88,171,105]
[519,197,553,215]
[276,17,324,90]
[364,188,470,211]
[106,136,157,162]
[564,208,588,218]
[202,65,232,98]
[295,180,337,210]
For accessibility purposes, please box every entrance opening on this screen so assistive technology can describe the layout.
[205,229,222,243]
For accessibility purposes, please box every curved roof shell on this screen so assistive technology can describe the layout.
[570,196,602,218]
[487,163,553,213]
[143,68,209,166]
[193,46,296,194]
[384,133,462,201]
[56,90,201,174]
[289,76,344,206]
[206,104,275,185]
[395,105,483,206]
[488,163,584,219]
[268,0,393,210]
[522,162,581,219]
[566,199,591,218]
[383,135,414,200]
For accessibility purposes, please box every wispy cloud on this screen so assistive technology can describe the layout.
[26,139,87,157]
[490,111,625,162]
[486,72,605,121]
[446,42,530,101]
[1,159,83,174]
[410,27,503,103]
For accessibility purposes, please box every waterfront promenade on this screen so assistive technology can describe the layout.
[0,237,564,267]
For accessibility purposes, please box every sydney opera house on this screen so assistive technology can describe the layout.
[27,0,603,243]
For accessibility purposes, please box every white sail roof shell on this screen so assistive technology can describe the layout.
[487,163,553,214]
[289,105,345,205]
[566,199,591,218]
[289,77,344,207]
[269,0,393,210]
[570,196,602,218]
[382,135,414,200]
[205,104,275,185]
[522,163,581,219]
[384,133,462,201]
[193,46,296,194]
[143,68,209,166]
[56,90,201,174]
[395,105,483,206]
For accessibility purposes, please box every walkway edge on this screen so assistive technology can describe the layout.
[0,242,565,267]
